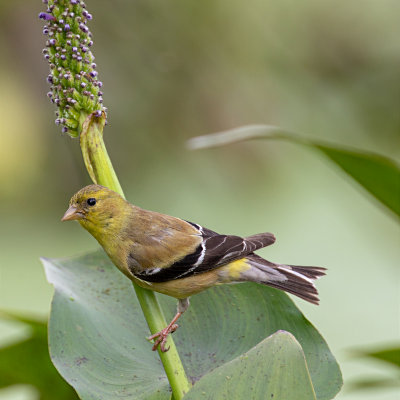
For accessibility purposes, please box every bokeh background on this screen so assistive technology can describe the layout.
[0,0,399,399]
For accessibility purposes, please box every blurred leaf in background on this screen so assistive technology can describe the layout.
[0,313,79,400]
[361,347,400,368]
[346,346,400,393]
[188,125,400,218]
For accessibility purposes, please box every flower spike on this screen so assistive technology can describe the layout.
[39,0,105,137]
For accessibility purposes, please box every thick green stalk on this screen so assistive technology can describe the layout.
[79,112,191,399]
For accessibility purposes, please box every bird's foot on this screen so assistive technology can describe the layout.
[147,323,179,352]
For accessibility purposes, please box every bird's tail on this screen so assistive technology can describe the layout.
[243,254,326,305]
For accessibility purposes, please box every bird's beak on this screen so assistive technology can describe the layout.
[61,205,83,221]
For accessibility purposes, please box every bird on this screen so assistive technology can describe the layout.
[62,184,326,352]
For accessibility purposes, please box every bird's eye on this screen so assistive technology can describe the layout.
[87,198,96,206]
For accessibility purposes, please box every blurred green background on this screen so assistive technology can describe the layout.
[0,0,399,399]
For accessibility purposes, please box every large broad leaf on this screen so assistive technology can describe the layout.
[187,125,400,219]
[42,250,342,400]
[0,312,79,400]
[168,283,341,400]
[42,253,171,400]
[184,331,316,400]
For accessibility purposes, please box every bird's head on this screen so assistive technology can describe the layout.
[62,185,127,235]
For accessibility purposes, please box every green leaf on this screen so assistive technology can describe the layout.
[367,347,400,368]
[314,145,400,218]
[0,312,79,400]
[42,253,171,400]
[346,377,400,392]
[183,331,316,400]
[42,250,342,400]
[0,311,47,336]
[345,345,400,393]
[346,376,400,391]
[166,283,341,400]
[187,125,400,218]
[355,346,400,368]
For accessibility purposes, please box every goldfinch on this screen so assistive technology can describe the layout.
[62,185,326,352]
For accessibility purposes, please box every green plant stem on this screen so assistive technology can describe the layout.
[79,112,191,399]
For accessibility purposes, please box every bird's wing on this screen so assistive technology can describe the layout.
[133,221,276,283]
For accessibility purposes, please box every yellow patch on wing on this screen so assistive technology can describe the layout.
[226,258,251,279]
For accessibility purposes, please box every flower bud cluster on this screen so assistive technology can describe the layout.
[40,0,105,137]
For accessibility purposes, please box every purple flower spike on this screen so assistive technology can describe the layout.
[39,12,56,21]
[40,0,105,136]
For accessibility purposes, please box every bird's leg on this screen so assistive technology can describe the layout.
[147,298,190,352]
[148,313,181,352]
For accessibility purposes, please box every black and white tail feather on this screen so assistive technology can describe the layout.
[135,221,326,304]
[243,254,325,304]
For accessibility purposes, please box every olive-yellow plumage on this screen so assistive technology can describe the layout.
[62,184,325,351]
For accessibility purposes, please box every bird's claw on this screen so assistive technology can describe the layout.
[147,324,178,352]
